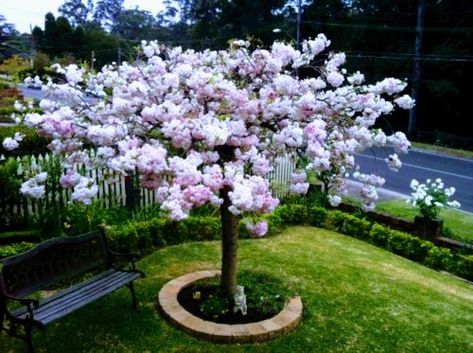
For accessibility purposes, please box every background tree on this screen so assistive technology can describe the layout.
[112,9,157,41]
[93,0,124,30]
[0,15,20,61]
[58,0,93,28]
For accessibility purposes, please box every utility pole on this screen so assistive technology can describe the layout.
[91,50,95,71]
[29,24,35,69]
[408,0,425,138]
[117,45,122,66]
[296,0,302,51]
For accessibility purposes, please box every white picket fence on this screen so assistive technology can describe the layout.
[1,152,296,222]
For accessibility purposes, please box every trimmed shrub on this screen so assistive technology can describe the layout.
[369,223,392,248]
[105,216,222,254]
[338,213,372,240]
[425,246,454,271]
[308,205,328,227]
[272,204,309,225]
[455,255,473,281]
[387,229,433,262]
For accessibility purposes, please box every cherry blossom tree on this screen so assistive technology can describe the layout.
[8,35,412,296]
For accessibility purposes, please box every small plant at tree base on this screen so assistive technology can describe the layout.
[407,178,461,220]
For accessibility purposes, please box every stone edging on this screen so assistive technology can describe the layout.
[157,270,303,343]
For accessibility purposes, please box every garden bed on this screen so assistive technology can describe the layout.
[157,270,302,343]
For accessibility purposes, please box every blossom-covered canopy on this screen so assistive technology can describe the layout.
[12,35,412,234]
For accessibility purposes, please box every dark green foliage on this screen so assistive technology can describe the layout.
[455,255,473,281]
[308,205,328,227]
[272,204,309,225]
[324,210,371,239]
[239,271,287,317]
[0,125,49,157]
[0,242,35,259]
[425,246,454,271]
[263,211,285,235]
[105,216,223,254]
[369,223,396,248]
[58,0,92,27]
[3,194,472,281]
[184,271,287,321]
[387,229,433,262]
[0,230,41,245]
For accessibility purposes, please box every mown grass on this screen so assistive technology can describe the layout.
[1,227,472,353]
[412,142,473,159]
[376,199,473,244]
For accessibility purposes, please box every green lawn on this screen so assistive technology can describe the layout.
[376,199,473,244]
[412,142,473,159]
[1,227,472,353]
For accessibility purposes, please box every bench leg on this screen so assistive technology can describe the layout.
[127,282,137,308]
[25,324,34,353]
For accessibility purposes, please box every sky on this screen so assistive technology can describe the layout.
[1,0,166,33]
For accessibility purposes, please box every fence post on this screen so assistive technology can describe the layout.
[124,174,140,211]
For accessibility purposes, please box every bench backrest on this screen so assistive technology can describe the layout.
[0,230,110,298]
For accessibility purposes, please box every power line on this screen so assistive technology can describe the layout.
[299,19,473,32]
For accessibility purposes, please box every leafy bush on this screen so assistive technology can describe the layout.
[105,215,222,254]
[455,255,473,281]
[408,178,460,220]
[324,210,344,231]
[0,242,35,259]
[0,125,49,157]
[387,229,433,262]
[326,211,371,240]
[272,204,309,225]
[425,246,454,271]
[369,223,392,248]
[308,205,328,227]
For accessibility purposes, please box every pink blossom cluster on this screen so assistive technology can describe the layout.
[12,35,412,218]
[245,220,269,238]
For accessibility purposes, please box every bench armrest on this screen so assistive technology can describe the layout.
[2,293,39,319]
[107,249,142,273]
[108,249,141,261]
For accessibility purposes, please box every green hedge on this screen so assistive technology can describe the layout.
[105,216,224,255]
[0,229,41,245]
[317,207,472,281]
[1,200,472,282]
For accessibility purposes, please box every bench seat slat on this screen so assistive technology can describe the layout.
[12,268,119,317]
[12,270,141,325]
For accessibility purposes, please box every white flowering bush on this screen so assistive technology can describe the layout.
[408,178,461,220]
[5,35,413,295]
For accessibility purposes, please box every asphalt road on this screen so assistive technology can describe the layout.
[18,85,45,100]
[355,147,473,213]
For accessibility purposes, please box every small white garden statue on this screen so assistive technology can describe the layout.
[233,285,247,316]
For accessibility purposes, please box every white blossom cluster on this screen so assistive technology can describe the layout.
[407,178,460,219]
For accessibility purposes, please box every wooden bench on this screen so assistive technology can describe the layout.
[0,230,144,352]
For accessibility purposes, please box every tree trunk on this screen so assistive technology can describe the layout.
[219,186,238,298]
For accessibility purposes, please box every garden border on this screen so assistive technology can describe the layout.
[157,270,303,343]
